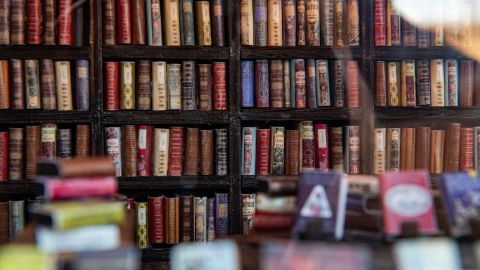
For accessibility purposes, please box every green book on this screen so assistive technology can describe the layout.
[146,0,153,45]
[181,0,195,45]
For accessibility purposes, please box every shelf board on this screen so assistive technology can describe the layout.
[373,47,467,59]
[0,111,94,124]
[102,46,230,60]
[241,176,258,190]
[240,108,362,122]
[142,247,171,262]
[241,46,362,59]
[0,46,89,59]
[102,111,230,125]
[0,181,42,194]
[118,176,229,191]
[375,107,480,120]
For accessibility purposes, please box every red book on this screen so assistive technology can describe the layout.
[105,62,119,110]
[300,121,315,171]
[148,196,165,244]
[459,127,474,171]
[0,132,7,181]
[168,127,184,176]
[26,0,42,44]
[42,177,118,200]
[346,61,360,108]
[254,212,293,230]
[116,0,132,44]
[374,0,386,46]
[137,125,153,176]
[314,124,329,170]
[58,0,73,45]
[213,62,227,110]
[380,170,438,236]
[256,129,270,176]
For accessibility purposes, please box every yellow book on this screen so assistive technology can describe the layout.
[163,0,181,45]
[0,245,54,270]
[267,0,283,46]
[430,59,445,107]
[55,61,73,111]
[195,1,212,45]
[240,0,254,45]
[120,62,135,110]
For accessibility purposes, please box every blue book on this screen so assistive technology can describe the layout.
[241,127,257,175]
[444,59,458,106]
[215,193,229,237]
[241,61,254,107]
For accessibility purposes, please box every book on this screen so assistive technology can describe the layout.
[316,59,330,106]
[194,196,207,242]
[26,0,41,44]
[207,197,215,241]
[386,128,400,171]
[152,61,167,110]
[8,128,23,180]
[430,130,445,174]
[459,60,474,107]
[148,196,165,244]
[211,0,225,46]
[9,200,24,241]
[25,60,41,109]
[135,202,148,248]
[299,121,315,172]
[285,130,300,175]
[306,59,317,108]
[416,60,431,106]
[257,193,296,213]
[122,125,137,176]
[120,61,135,110]
[284,0,296,46]
[200,130,214,175]
[415,127,431,170]
[270,127,285,175]
[257,175,298,196]
[150,0,163,45]
[105,127,122,176]
[375,61,387,106]
[241,0,254,45]
[402,20,417,47]
[241,194,256,235]
[165,197,179,244]
[215,193,228,237]
[55,61,73,111]
[0,60,8,109]
[213,62,227,110]
[168,127,184,176]
[153,128,169,176]
[387,61,400,106]
[333,0,344,46]
[184,128,199,175]
[306,0,320,46]
[321,0,334,46]
[330,127,344,172]
[400,127,415,170]
[171,240,240,270]
[168,63,181,110]
[137,125,153,176]
[294,59,306,108]
[386,0,400,46]
[103,0,116,45]
[0,0,9,45]
[315,124,329,170]
[346,60,360,107]
[58,0,73,45]
[333,60,344,107]
[430,59,445,107]
[180,195,193,242]
[374,0,386,46]
[444,123,460,172]
[267,0,282,46]
[297,0,306,45]
[346,126,360,174]
[41,177,117,201]
[241,61,254,107]
[181,61,197,110]
[347,0,360,46]
[459,127,474,171]
[256,129,270,176]
[164,0,181,45]
[25,126,41,178]
[401,60,416,107]
[37,157,115,178]
[199,63,212,110]
[116,0,132,44]
[0,202,8,243]
[256,60,270,107]
[136,60,152,110]
[105,62,119,110]
[131,0,146,44]
[445,59,458,106]
[10,0,25,45]
[75,60,89,111]
[373,128,386,174]
[270,60,284,108]
[215,128,228,176]
[56,129,72,159]
[242,127,256,176]
[10,60,24,109]
[0,132,7,180]
[195,1,212,45]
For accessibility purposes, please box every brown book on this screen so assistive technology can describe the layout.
[475,63,480,106]
[132,0,146,44]
[386,128,400,172]
[401,60,416,107]
[0,202,9,243]
[240,0,254,45]
[199,64,212,111]
[375,61,387,106]
[136,60,151,110]
[330,127,344,172]
[299,121,315,172]
[270,60,284,108]
[0,60,8,109]
[195,1,212,45]
[430,130,445,174]
[443,123,461,172]
[400,127,415,170]
[184,128,199,176]
[37,157,115,178]
[386,0,400,46]
[41,123,56,160]
[459,127,474,171]
[25,59,41,109]
[346,60,360,108]
[103,0,116,45]
[10,60,24,109]
[306,0,320,46]
[168,127,184,176]
[267,0,282,46]
[334,0,344,47]
[10,0,25,45]
[75,125,90,157]
[122,125,137,177]
[55,61,73,111]
[402,20,417,47]
[297,0,306,45]
[25,126,41,179]
[148,196,165,244]
[284,0,296,46]
[200,130,214,175]
[165,197,180,244]
[44,0,56,44]
[0,132,6,180]
[9,128,23,180]
[459,60,474,107]
[0,0,10,45]
[415,127,431,170]
[180,196,194,242]
[164,0,181,45]
[347,0,360,46]
[211,0,225,46]
[41,59,57,110]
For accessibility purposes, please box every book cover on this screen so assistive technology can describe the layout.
[314,124,329,170]
[10,60,24,109]
[103,0,115,45]
[215,129,228,176]
[136,60,152,110]
[241,61,254,107]
[401,60,416,107]
[122,125,137,177]
[151,0,163,45]
[267,0,282,46]
[184,128,199,175]
[270,127,285,175]
[105,62,119,110]
[375,61,387,106]
[152,61,167,110]
[333,60,344,107]
[25,60,41,109]
[445,59,458,106]
[40,59,56,110]
[386,0,400,46]
[137,125,153,176]
[255,60,270,107]
[416,60,431,106]
[285,130,300,175]
[194,197,207,242]
[306,59,317,108]
[75,60,89,111]
[242,127,257,176]
[41,177,117,200]
[213,62,227,110]
[270,60,284,108]
[164,0,180,45]
[415,127,431,170]
[320,0,334,46]
[167,63,182,110]
[256,129,270,176]
[56,129,72,159]
[105,127,122,177]
[181,0,195,45]
[430,59,445,107]
[387,61,400,106]
[0,132,7,180]
[135,202,148,249]
[55,61,73,111]
[168,127,184,176]
[58,0,73,45]
[120,62,135,110]
[180,195,193,242]
[373,128,386,174]
[297,0,306,45]
[306,0,320,46]
[316,59,330,106]
[26,0,42,44]
[116,0,132,44]
[200,130,214,175]
[284,0,296,46]
[211,0,225,46]
[148,196,165,244]
[199,63,213,110]
[181,61,197,111]
[215,193,228,237]
[195,1,212,45]
[41,124,56,160]
[294,59,306,108]
[9,128,23,180]
[153,128,169,176]
[241,0,254,45]
[299,121,315,172]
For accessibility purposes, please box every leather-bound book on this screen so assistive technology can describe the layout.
[242,128,256,176]
[199,64,212,110]
[194,197,207,242]
[375,61,387,106]
[75,60,89,111]
[306,0,320,46]
[135,202,148,248]
[459,60,474,107]
[346,126,360,174]
[415,127,431,170]
[330,127,344,172]
[103,0,116,45]
[181,61,197,111]
[153,128,169,176]
[26,0,41,44]
[459,127,474,171]
[285,130,299,175]
[445,59,458,106]
[241,194,256,235]
[305,59,317,108]
[294,59,306,108]
[40,59,56,110]
[163,0,181,45]
[270,60,284,108]
[105,62,119,110]
[387,61,400,106]
[284,0,296,46]
[136,60,151,110]
[56,128,72,159]
[180,195,193,242]
[0,202,9,243]
[0,60,8,109]
[105,127,122,176]
[347,0,360,46]
[256,129,270,176]
[116,0,132,44]
[283,60,291,107]
[417,27,431,48]
[213,62,227,110]
[132,0,146,44]
[316,59,330,106]
[207,198,215,240]
[10,60,24,109]
[150,0,163,46]
[333,60,345,107]
[137,125,153,176]
[10,0,25,45]
[9,200,24,240]
[152,61,167,111]
[430,130,445,174]
[402,20,417,46]
[267,0,282,46]
[9,128,23,180]
[255,60,269,108]
[75,125,90,157]
[55,61,73,111]
[346,60,360,108]
[430,59,445,107]
[200,130,214,175]
[299,121,315,172]
[0,0,9,45]
[241,0,254,45]
[315,124,329,170]
[400,127,415,170]
[386,128,400,171]
[182,0,198,45]
[41,123,56,160]
[215,193,228,238]
[270,127,285,175]
[374,0,386,46]
[58,0,73,45]
[373,128,386,174]
[0,132,8,180]
[25,60,41,109]
[74,0,86,47]
[386,0,400,46]
[195,1,212,45]
[168,127,184,176]
[166,197,180,244]
[416,60,431,106]
[184,128,199,176]
[321,0,334,46]
[242,61,254,107]
[475,63,480,106]
[44,0,55,44]
[211,0,225,46]
[401,60,416,107]
[148,196,165,244]
[297,0,306,45]
[120,61,135,110]
[216,128,228,176]
[122,125,137,177]
[333,0,344,46]
[444,123,461,172]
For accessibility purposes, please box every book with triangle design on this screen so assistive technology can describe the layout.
[293,171,348,240]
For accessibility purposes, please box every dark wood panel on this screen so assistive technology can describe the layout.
[102,111,230,125]
[102,46,230,60]
[240,108,363,122]
[241,176,257,190]
[118,176,229,191]
[373,47,468,60]
[0,111,94,124]
[241,46,362,59]
[0,181,43,194]
[0,46,89,59]
[375,107,480,120]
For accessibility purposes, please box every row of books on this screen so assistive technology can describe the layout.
[0,59,90,111]
[132,193,229,248]
[105,126,228,177]
[0,0,88,46]
[104,61,226,111]
[0,124,91,180]
[372,123,478,175]
[240,0,360,47]
[0,200,27,244]
[103,0,225,46]
[375,60,479,107]
[242,59,360,108]
[374,0,472,47]
[241,123,361,176]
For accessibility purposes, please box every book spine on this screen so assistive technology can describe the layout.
[401,60,416,107]
[116,0,132,44]
[270,127,285,175]
[333,60,344,107]
[294,59,306,108]
[316,59,330,106]
[255,60,269,108]
[105,62,119,110]
[0,202,8,242]
[10,60,24,109]
[267,0,282,46]
[270,60,284,108]
[460,127,474,171]
[195,1,212,45]
[0,60,8,109]
[26,0,41,44]
[194,197,207,242]
[215,193,228,237]
[132,0,146,44]
[242,61,254,107]
[148,197,165,244]
[386,0,400,46]
[402,20,417,46]
[136,60,152,110]
[120,62,135,110]
[74,0,85,47]
[137,125,153,176]
[167,197,180,243]
[241,194,256,235]
[290,59,296,107]
[433,23,444,46]
[56,129,72,159]
[475,63,480,106]
[306,59,317,108]
[151,0,163,45]
[330,127,344,172]
[200,130,214,175]
[387,61,400,106]
[122,125,137,177]
[9,200,24,240]
[164,0,181,45]
[314,124,329,170]
[168,127,184,176]
[256,129,270,175]
[297,0,306,45]
[180,196,193,242]
[283,60,291,107]
[417,27,430,48]
[105,127,122,176]
[43,0,55,45]
[181,60,197,110]
[475,128,480,171]
[414,127,431,170]
[285,130,300,175]
[430,59,445,107]
[386,128,400,171]
[211,0,225,46]
[346,60,360,107]
[10,0,25,45]
[300,121,315,171]
[75,125,90,157]
[284,0,296,46]
[306,0,320,46]
[444,59,458,106]
[373,128,386,174]
[55,61,73,111]
[0,0,9,45]
[347,0,360,46]
[374,0,386,46]
[213,62,227,110]
[153,128,169,176]
[103,0,116,45]
[75,60,89,111]
[25,60,41,109]
[333,0,344,46]
[375,61,387,106]
[9,128,23,180]
[459,60,474,107]
[400,127,415,170]
[416,60,431,106]
[135,202,149,248]
[199,64,213,110]
[430,130,444,174]
[241,0,254,45]
[184,128,199,175]
[0,132,7,180]
[152,61,167,110]
[41,123,56,160]
[58,0,73,45]
[207,198,215,240]
[216,129,228,176]
[347,126,360,174]
[321,0,334,46]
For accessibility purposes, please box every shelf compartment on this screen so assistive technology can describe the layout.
[241,46,362,59]
[375,107,480,120]
[102,111,230,125]
[102,46,230,60]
